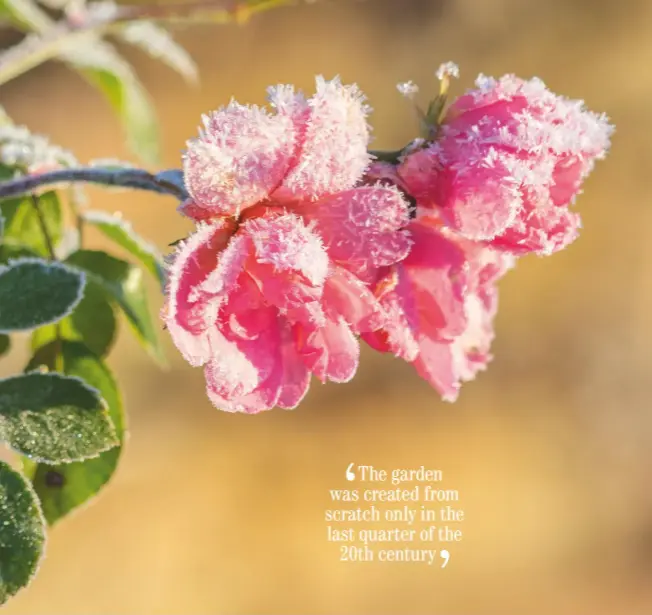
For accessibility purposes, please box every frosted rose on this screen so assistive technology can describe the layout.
[362,217,514,402]
[398,74,613,255]
[163,78,411,413]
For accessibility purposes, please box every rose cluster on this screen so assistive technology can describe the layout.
[162,69,612,413]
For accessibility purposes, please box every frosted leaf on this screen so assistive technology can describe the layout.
[0,258,85,333]
[26,341,125,525]
[0,124,77,171]
[65,250,165,363]
[0,372,117,464]
[81,210,165,287]
[117,21,198,83]
[0,461,46,605]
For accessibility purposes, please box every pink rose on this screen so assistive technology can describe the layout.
[163,78,411,412]
[399,74,613,255]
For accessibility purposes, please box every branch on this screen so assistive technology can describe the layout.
[0,167,188,201]
[0,0,296,86]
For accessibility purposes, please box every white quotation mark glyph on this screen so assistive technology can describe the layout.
[440,549,450,568]
[346,463,356,481]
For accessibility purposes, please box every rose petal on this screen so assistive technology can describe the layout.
[163,220,235,366]
[275,76,372,201]
[301,185,412,281]
[183,102,296,218]
[323,266,386,333]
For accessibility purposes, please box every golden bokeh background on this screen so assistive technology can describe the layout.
[2,0,652,612]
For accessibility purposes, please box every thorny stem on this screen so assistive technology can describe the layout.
[0,0,296,87]
[0,167,189,201]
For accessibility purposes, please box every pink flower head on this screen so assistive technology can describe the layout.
[163,77,411,413]
[362,217,514,402]
[398,74,613,255]
[163,69,614,412]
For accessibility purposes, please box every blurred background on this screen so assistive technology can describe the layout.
[2,0,651,612]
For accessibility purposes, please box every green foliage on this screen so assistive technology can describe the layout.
[0,187,63,259]
[0,461,46,604]
[25,341,125,525]
[66,249,165,363]
[31,281,117,358]
[0,258,85,333]
[0,0,50,30]
[0,0,165,163]
[0,371,117,463]
[116,21,198,84]
[71,45,161,165]
[0,333,10,356]
[82,210,165,287]
[0,0,298,602]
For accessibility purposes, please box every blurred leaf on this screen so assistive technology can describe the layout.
[31,281,117,357]
[0,258,85,333]
[116,21,198,83]
[0,0,50,30]
[0,0,159,163]
[0,242,39,263]
[0,333,10,357]
[0,166,63,258]
[0,461,45,605]
[82,210,165,288]
[0,105,12,126]
[65,250,164,363]
[0,190,63,256]
[0,371,117,463]
[62,42,160,164]
[25,341,125,525]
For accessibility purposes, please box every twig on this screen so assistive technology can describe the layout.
[0,167,189,201]
[0,0,295,87]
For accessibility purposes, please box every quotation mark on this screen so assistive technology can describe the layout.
[346,463,356,481]
[440,549,450,568]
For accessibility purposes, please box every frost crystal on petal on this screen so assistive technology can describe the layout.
[399,72,613,255]
[183,102,297,218]
[277,76,372,200]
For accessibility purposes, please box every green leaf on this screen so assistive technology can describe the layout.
[0,167,63,258]
[0,258,85,333]
[0,372,117,464]
[0,0,51,30]
[0,334,10,357]
[32,280,117,358]
[82,210,165,288]
[0,461,46,605]
[65,250,164,363]
[0,0,158,163]
[25,341,125,525]
[0,242,39,263]
[62,43,160,164]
